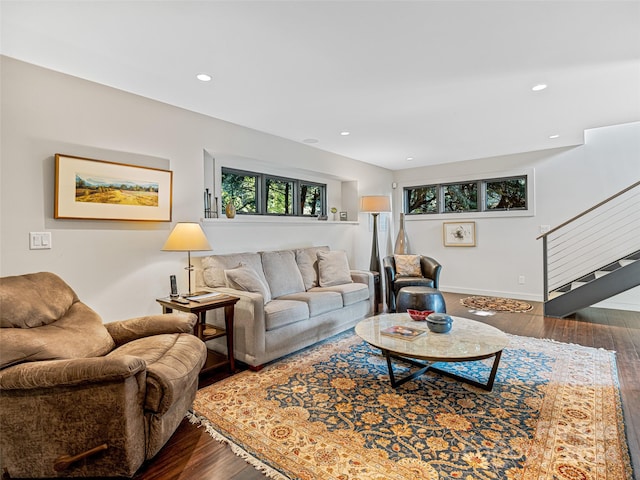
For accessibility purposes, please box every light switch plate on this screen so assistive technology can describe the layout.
[30,232,52,250]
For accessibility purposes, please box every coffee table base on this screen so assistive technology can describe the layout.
[382,349,503,391]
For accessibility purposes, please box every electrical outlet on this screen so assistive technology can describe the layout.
[518,275,525,285]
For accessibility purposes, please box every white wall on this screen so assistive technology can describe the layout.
[2,57,638,321]
[392,122,640,311]
[0,57,392,321]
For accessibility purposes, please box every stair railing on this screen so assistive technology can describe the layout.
[537,181,640,302]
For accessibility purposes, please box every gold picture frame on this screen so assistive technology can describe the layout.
[443,221,476,247]
[55,154,173,221]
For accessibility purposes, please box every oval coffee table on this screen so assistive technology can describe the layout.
[355,313,509,391]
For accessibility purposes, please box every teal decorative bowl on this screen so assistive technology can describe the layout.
[426,313,453,333]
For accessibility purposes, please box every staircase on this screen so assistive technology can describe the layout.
[538,181,640,318]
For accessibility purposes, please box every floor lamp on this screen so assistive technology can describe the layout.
[162,222,212,295]
[360,195,391,274]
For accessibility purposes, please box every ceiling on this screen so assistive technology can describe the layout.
[2,1,639,170]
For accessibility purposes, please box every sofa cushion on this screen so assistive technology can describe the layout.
[108,333,206,415]
[260,250,305,298]
[317,250,353,287]
[310,282,369,306]
[295,246,330,290]
[278,291,343,316]
[264,299,309,331]
[395,254,422,277]
[224,264,272,303]
[202,252,267,288]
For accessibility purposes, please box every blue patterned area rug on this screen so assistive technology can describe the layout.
[190,330,633,480]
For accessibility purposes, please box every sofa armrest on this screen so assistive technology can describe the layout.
[350,270,375,315]
[350,269,373,287]
[0,355,146,390]
[105,313,197,347]
[200,287,267,366]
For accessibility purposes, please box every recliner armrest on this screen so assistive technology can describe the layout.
[106,313,197,347]
[0,355,146,390]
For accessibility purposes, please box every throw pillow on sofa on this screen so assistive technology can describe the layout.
[224,264,272,303]
[295,246,330,290]
[260,250,306,298]
[317,250,353,287]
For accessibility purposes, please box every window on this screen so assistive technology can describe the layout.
[300,182,324,216]
[485,176,527,210]
[406,186,438,214]
[404,175,528,215]
[221,167,326,217]
[266,176,294,215]
[221,168,258,214]
[443,182,478,212]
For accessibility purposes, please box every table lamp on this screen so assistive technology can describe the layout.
[360,195,391,273]
[162,222,212,295]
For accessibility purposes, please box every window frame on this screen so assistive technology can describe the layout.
[403,173,530,216]
[221,167,327,218]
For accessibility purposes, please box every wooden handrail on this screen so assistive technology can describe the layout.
[536,180,639,240]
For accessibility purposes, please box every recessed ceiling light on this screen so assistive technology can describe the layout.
[549,134,560,139]
[406,157,414,161]
[340,131,350,136]
[196,73,212,82]
[532,84,547,91]
[303,138,319,144]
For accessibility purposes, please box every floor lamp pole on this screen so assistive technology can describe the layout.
[369,212,380,273]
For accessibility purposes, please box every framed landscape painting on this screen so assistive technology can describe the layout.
[55,154,173,221]
[443,221,476,247]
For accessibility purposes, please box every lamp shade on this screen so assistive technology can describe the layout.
[360,195,391,213]
[161,222,212,251]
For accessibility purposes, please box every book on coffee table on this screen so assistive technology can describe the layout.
[380,325,427,341]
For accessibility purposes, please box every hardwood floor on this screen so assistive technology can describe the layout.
[134,293,640,480]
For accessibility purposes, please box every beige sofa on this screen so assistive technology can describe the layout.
[198,246,374,368]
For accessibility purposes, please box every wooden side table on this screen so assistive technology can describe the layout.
[156,294,240,373]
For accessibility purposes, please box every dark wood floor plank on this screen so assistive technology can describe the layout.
[134,293,639,480]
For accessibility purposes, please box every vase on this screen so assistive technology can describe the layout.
[394,213,410,254]
[225,201,236,219]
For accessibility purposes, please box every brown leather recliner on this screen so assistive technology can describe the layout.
[383,255,442,312]
[0,272,207,478]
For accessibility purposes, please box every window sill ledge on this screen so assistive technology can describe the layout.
[201,217,359,225]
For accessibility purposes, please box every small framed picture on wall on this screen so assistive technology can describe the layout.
[443,221,476,247]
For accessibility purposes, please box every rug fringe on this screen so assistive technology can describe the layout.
[186,410,289,480]
[506,333,617,353]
